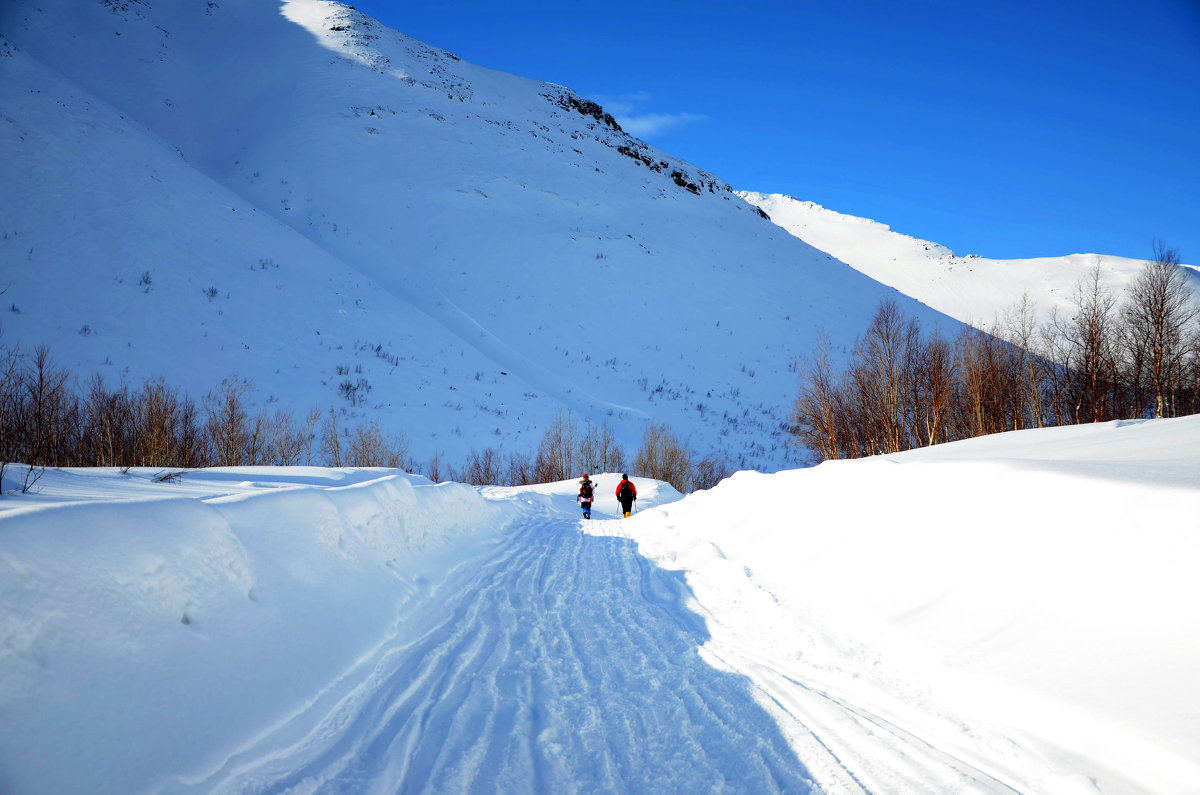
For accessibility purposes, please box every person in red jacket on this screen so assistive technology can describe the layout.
[615,474,637,518]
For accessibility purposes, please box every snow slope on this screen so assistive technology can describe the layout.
[2,417,1199,793]
[0,0,954,472]
[741,191,1200,327]
[602,417,1200,793]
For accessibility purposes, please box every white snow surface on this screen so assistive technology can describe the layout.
[3,417,1199,793]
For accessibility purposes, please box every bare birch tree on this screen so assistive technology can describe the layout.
[1121,242,1198,418]
[634,423,693,493]
[1049,266,1122,423]
[204,377,253,467]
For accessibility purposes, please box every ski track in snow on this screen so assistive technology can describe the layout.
[170,507,817,794]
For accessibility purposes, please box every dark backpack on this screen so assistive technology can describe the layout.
[618,481,633,501]
[580,482,593,499]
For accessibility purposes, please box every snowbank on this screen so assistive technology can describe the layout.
[595,416,1200,793]
[0,468,511,794]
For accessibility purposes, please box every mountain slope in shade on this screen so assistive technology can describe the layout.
[0,0,953,471]
[741,191,1200,328]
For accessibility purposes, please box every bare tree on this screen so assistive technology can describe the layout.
[505,450,534,486]
[0,339,26,475]
[954,324,1028,438]
[791,331,850,461]
[462,447,504,485]
[999,293,1046,428]
[299,407,321,465]
[383,427,408,469]
[1049,266,1123,423]
[906,327,954,447]
[319,407,342,467]
[634,423,693,493]
[136,377,179,467]
[204,377,253,466]
[81,375,133,467]
[346,420,386,466]
[693,454,732,491]
[244,412,268,466]
[426,453,444,483]
[177,395,207,467]
[258,409,306,466]
[533,410,578,482]
[849,301,912,454]
[1121,242,1198,418]
[576,417,625,474]
[24,346,71,467]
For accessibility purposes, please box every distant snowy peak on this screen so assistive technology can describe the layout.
[740,191,956,261]
[739,191,1192,327]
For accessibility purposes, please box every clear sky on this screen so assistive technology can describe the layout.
[350,0,1200,263]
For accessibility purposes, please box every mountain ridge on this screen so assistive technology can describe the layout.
[741,191,1200,328]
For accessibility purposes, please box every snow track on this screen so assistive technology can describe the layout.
[710,648,1024,794]
[181,511,816,793]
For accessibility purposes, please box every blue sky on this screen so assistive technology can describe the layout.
[351,1,1200,263]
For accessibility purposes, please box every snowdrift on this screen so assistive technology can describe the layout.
[0,468,510,794]
[598,416,1200,793]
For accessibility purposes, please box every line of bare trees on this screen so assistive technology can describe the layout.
[792,244,1200,461]
[0,343,407,491]
[442,410,626,487]
[450,411,731,493]
[0,343,732,494]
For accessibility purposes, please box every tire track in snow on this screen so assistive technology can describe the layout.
[598,521,1032,793]
[725,647,1023,794]
[193,510,816,793]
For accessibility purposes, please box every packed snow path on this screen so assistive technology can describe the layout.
[175,509,816,793]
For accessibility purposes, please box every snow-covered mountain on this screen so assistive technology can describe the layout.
[1,0,957,473]
[741,191,1200,327]
[7,0,1189,474]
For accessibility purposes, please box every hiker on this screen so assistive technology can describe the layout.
[578,474,595,520]
[615,474,637,518]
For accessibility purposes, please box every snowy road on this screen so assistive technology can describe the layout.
[175,508,816,793]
